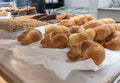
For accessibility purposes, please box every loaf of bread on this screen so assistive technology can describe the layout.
[0,17,48,32]
[17,28,42,45]
[67,40,105,66]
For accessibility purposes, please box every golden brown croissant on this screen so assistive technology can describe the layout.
[102,31,120,50]
[0,10,8,16]
[94,24,117,41]
[45,25,71,36]
[56,13,75,19]
[68,29,96,46]
[81,18,115,30]
[113,23,120,31]
[70,14,95,26]
[59,14,94,27]
[67,40,105,66]
[41,30,69,48]
[68,26,85,33]
[58,19,76,27]
[17,28,42,45]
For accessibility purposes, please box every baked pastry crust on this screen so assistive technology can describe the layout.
[17,28,42,45]
[82,18,116,30]
[41,30,69,48]
[67,40,105,66]
[68,29,96,46]
[102,31,120,50]
[94,24,116,41]
[58,19,76,27]
[45,25,71,36]
[70,14,95,26]
[59,14,94,27]
[56,13,75,19]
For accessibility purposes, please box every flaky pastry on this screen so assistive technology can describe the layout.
[58,19,76,27]
[59,14,94,27]
[17,28,42,45]
[68,29,96,46]
[45,25,71,36]
[102,31,120,50]
[70,14,95,26]
[81,18,115,30]
[56,13,75,19]
[67,40,105,66]
[41,30,69,48]
[69,26,85,33]
[94,24,117,41]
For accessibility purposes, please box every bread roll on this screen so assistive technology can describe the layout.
[17,28,42,45]
[67,40,105,66]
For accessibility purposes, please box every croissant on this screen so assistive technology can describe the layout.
[102,31,120,50]
[94,24,117,41]
[67,40,105,66]
[58,19,76,27]
[69,26,85,33]
[81,18,115,30]
[70,14,95,26]
[45,25,71,36]
[41,30,69,48]
[113,23,120,31]
[0,10,8,16]
[17,28,42,45]
[56,13,75,19]
[59,14,94,27]
[68,29,96,46]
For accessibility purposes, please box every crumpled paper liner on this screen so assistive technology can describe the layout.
[0,39,120,80]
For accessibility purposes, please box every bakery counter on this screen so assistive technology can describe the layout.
[0,29,119,83]
[0,47,120,83]
[1,14,120,83]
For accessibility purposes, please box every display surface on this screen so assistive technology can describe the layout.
[0,14,120,82]
[0,25,120,81]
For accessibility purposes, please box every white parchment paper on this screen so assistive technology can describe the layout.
[0,39,120,80]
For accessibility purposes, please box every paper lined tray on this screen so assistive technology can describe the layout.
[0,25,120,80]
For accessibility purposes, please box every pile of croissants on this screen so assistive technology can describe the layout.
[17,14,120,66]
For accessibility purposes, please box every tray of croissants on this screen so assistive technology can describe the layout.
[0,14,120,80]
